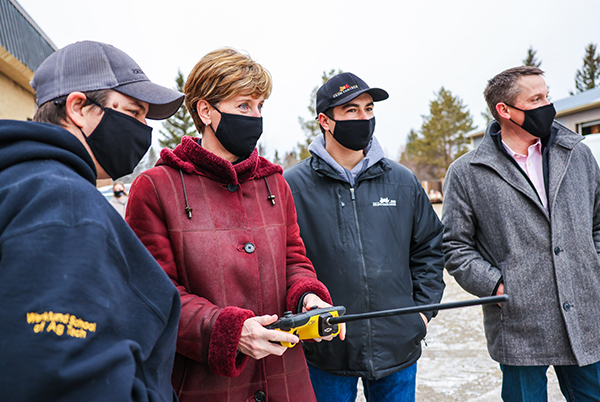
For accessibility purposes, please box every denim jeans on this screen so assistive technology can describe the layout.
[307,361,417,402]
[500,362,600,402]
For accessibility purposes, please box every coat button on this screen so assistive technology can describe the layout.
[254,390,266,401]
[554,247,562,255]
[563,302,571,311]
[244,242,255,253]
[227,183,239,192]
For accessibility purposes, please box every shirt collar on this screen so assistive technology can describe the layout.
[502,137,542,157]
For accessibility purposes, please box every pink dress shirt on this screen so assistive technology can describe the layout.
[502,139,548,210]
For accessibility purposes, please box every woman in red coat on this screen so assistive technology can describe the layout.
[126,48,343,402]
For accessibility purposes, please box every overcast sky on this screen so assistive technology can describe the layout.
[16,0,600,160]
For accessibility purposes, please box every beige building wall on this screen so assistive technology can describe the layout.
[0,71,36,120]
[0,45,36,120]
[556,108,600,133]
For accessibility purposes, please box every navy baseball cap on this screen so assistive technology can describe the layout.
[316,72,388,116]
[31,41,184,120]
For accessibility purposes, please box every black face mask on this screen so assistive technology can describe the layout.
[330,117,376,151]
[84,106,152,179]
[211,106,263,158]
[505,103,556,139]
[114,190,124,197]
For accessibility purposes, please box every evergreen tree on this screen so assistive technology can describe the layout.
[523,47,541,67]
[159,69,197,149]
[273,150,282,166]
[574,43,600,93]
[481,110,494,125]
[281,150,300,170]
[402,87,475,180]
[297,69,343,160]
[272,69,343,169]
[257,142,267,157]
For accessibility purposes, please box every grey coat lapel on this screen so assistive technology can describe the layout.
[470,130,546,216]
[547,125,583,210]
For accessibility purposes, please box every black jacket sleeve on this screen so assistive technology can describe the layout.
[409,177,446,320]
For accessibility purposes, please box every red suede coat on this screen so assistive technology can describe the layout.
[126,136,330,402]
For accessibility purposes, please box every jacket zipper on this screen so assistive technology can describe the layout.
[350,187,375,377]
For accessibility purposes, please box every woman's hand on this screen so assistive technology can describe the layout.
[237,315,299,360]
[302,294,346,342]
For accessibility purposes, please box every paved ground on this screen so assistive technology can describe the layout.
[355,273,564,401]
[355,203,565,401]
[417,273,564,401]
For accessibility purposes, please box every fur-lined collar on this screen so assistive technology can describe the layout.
[158,136,282,184]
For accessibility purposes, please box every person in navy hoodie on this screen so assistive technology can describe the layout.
[0,41,184,401]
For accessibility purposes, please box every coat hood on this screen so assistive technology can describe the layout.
[0,120,96,184]
[158,136,282,185]
[308,134,385,185]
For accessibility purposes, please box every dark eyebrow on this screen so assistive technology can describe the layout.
[341,101,374,110]
[131,98,149,114]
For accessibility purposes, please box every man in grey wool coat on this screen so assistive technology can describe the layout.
[442,66,600,401]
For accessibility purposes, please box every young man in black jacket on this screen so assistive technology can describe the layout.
[284,72,445,402]
[0,41,184,401]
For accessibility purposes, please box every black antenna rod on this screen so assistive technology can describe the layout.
[327,295,509,325]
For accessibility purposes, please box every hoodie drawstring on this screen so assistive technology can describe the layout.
[263,177,276,206]
[179,170,193,219]
[180,171,273,216]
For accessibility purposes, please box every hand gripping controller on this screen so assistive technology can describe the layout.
[265,306,346,348]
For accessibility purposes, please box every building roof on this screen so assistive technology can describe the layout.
[0,0,56,73]
[467,127,484,138]
[554,86,600,116]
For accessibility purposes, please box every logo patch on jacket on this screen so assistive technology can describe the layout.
[27,311,97,339]
[372,197,396,207]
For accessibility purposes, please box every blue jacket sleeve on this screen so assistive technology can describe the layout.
[0,223,177,402]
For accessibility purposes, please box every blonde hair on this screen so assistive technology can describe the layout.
[184,48,272,132]
[113,181,128,196]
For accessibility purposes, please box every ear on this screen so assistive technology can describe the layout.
[496,102,511,121]
[196,100,212,126]
[64,92,90,129]
[318,113,333,133]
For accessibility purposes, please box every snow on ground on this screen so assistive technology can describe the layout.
[415,272,564,402]
[352,203,565,401]
[355,273,564,402]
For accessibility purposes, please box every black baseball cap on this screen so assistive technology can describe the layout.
[316,72,388,116]
[31,41,184,120]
